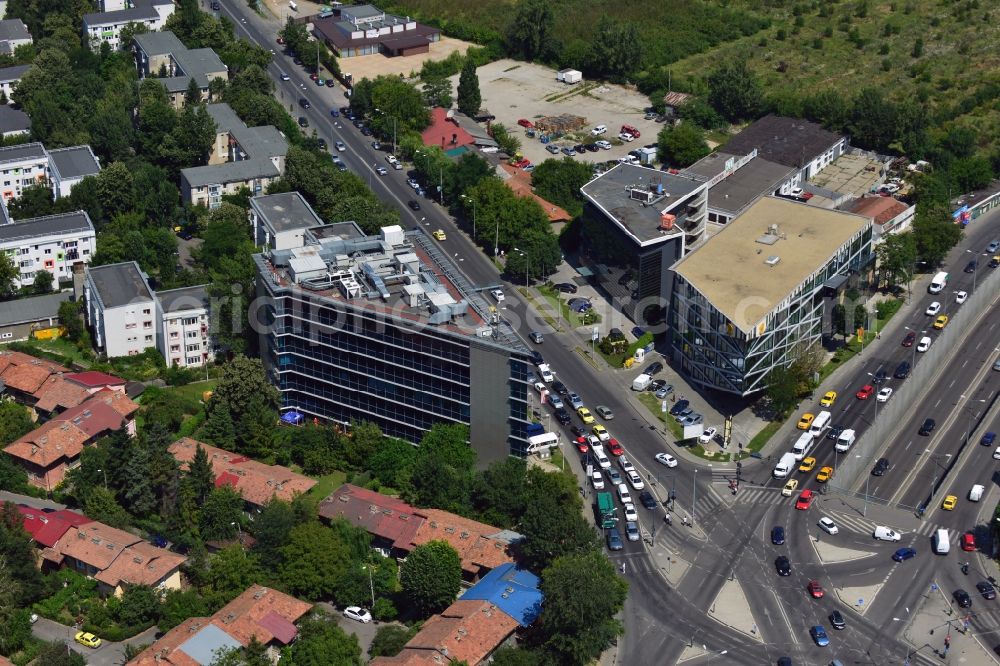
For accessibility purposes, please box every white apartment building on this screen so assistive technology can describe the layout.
[0,211,96,290]
[249,191,323,251]
[83,0,174,51]
[0,142,102,202]
[0,64,30,103]
[155,285,214,368]
[84,261,157,358]
[48,146,102,199]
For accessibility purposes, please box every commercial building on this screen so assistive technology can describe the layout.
[0,211,96,290]
[669,197,872,395]
[249,191,323,251]
[312,4,440,58]
[579,163,708,324]
[154,284,213,368]
[180,103,288,208]
[0,291,71,342]
[83,261,157,358]
[253,221,532,463]
[0,19,31,54]
[132,31,228,108]
[83,0,174,50]
[682,150,795,226]
[0,63,30,102]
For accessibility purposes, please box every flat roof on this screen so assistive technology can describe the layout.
[87,261,155,309]
[580,164,706,245]
[0,211,94,244]
[707,157,794,215]
[251,192,323,233]
[84,5,159,25]
[182,159,280,187]
[48,146,100,180]
[156,285,209,313]
[673,197,869,333]
[0,141,46,164]
[0,105,30,134]
[723,114,842,169]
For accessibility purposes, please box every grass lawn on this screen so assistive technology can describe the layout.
[536,285,601,329]
[747,421,782,453]
[161,379,219,403]
[635,392,684,441]
[307,470,347,501]
[4,337,92,366]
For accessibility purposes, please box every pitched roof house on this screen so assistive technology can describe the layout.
[0,350,68,398]
[15,505,92,548]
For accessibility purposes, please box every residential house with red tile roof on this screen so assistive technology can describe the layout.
[319,485,519,581]
[44,521,186,597]
[847,194,915,239]
[169,438,316,511]
[421,107,475,152]
[15,505,92,549]
[32,371,128,416]
[498,163,572,223]
[0,350,68,400]
[129,585,312,666]
[4,388,139,491]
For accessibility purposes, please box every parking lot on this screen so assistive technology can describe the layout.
[454,59,666,167]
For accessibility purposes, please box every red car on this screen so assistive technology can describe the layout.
[795,489,815,510]
[607,438,624,457]
[961,532,976,552]
[310,73,318,81]
[276,36,285,45]
[855,384,874,400]
[902,331,916,347]
[512,159,531,168]
[517,119,534,128]
[807,580,825,599]
[574,437,589,454]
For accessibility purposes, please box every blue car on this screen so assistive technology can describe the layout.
[810,625,829,647]
[771,526,785,545]
[981,432,996,446]
[330,108,340,117]
[606,528,623,551]
[892,547,917,562]
[632,326,645,338]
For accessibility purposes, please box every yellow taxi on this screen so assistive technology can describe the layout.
[942,495,958,511]
[816,466,834,483]
[591,424,609,440]
[933,315,949,330]
[799,456,817,473]
[820,391,837,407]
[797,413,815,430]
[432,229,447,241]
[75,632,102,649]
[577,407,595,424]
[781,479,799,497]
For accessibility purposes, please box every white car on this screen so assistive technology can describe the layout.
[617,483,632,505]
[618,455,635,473]
[591,124,607,136]
[623,503,638,521]
[699,427,717,444]
[955,291,968,304]
[925,302,941,316]
[877,387,893,403]
[343,606,372,623]
[618,132,635,142]
[595,140,612,150]
[873,526,902,542]
[385,154,398,164]
[993,447,1000,460]
[627,470,645,490]
[591,470,605,490]
[655,452,678,467]
[818,517,839,535]
[917,336,932,352]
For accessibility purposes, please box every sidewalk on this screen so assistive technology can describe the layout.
[903,585,999,665]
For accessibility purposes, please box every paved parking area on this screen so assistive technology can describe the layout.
[339,37,475,81]
[454,59,665,167]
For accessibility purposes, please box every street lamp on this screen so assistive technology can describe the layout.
[904,325,926,368]
[691,468,697,526]
[959,395,988,447]
[374,107,397,155]
[230,521,242,540]
[923,449,952,507]
[514,247,530,288]
[96,467,107,488]
[361,563,375,609]
[460,194,477,240]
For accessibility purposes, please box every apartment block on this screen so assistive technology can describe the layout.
[249,191,323,251]
[154,284,214,368]
[83,0,174,51]
[0,19,31,54]
[254,221,532,464]
[48,146,102,198]
[0,211,96,290]
[0,141,102,203]
[0,104,29,138]
[132,31,228,108]
[84,261,157,358]
[0,63,29,103]
[181,103,288,209]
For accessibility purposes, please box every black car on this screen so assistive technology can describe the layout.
[407,200,421,211]
[954,589,972,608]
[606,527,624,551]
[298,97,310,109]
[325,79,336,87]
[570,425,586,438]
[829,610,846,630]
[574,144,587,154]
[297,116,308,128]
[872,369,888,384]
[361,127,373,136]
[552,381,569,396]
[529,350,544,365]
[586,143,600,152]
[210,0,220,9]
[554,282,578,294]
[771,526,785,545]
[353,119,364,128]
[316,138,327,150]
[644,362,663,375]
[894,361,911,379]
[919,418,936,435]
[669,399,690,416]
[775,555,791,576]
[826,425,844,441]
[553,408,571,425]
[871,458,890,476]
[964,260,978,273]
[340,106,350,115]
[638,490,658,510]
[976,581,997,600]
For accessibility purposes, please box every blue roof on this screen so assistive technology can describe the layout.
[179,624,242,665]
[461,563,543,626]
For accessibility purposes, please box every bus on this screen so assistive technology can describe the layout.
[596,492,617,528]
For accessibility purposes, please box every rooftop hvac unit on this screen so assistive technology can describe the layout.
[765,256,781,267]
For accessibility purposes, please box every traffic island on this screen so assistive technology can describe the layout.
[835,583,884,617]
[705,576,764,642]
[810,538,877,564]
[902,584,998,664]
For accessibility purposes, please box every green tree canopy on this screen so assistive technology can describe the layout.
[278,522,352,601]
[707,60,762,123]
[656,123,710,168]
[529,158,592,217]
[288,614,363,666]
[457,59,482,117]
[912,204,963,267]
[505,0,555,62]
[400,540,462,617]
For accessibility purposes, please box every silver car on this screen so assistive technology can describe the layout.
[679,413,703,427]
[625,521,640,542]
[595,405,614,420]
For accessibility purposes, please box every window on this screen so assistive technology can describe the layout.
[171,345,180,352]
[170,331,178,339]
[143,321,152,329]
[186,331,198,339]
[186,356,200,365]
[43,248,51,255]
[145,335,153,342]
[17,247,28,255]
[186,344,200,352]
[21,271,32,279]
[19,260,30,268]
[183,317,198,326]
[125,322,136,329]
[142,308,151,315]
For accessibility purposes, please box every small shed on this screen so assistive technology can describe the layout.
[557,68,582,84]
[638,146,657,165]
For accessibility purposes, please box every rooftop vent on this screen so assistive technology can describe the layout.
[765,256,781,267]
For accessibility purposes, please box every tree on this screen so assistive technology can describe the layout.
[707,60,762,123]
[210,637,271,666]
[209,356,279,425]
[57,299,87,343]
[875,231,917,288]
[113,585,162,628]
[488,122,520,157]
[456,58,481,117]
[289,614,364,666]
[587,18,641,82]
[849,88,898,152]
[0,253,17,298]
[529,158,593,217]
[534,551,628,666]
[196,203,254,272]
[200,486,244,542]
[369,625,416,659]
[399,540,462,617]
[84,485,131,528]
[518,486,597,571]
[505,0,555,62]
[912,204,963,267]
[96,162,137,220]
[186,443,217,505]
[764,363,800,418]
[185,77,203,106]
[0,401,34,446]
[278,522,351,600]
[251,498,295,570]
[28,642,86,666]
[0,503,45,603]
[200,401,237,450]
[203,545,262,605]
[0,455,30,494]
[159,588,210,632]
[656,123,710,168]
[421,75,452,109]
[490,647,544,666]
[120,437,158,517]
[5,182,57,219]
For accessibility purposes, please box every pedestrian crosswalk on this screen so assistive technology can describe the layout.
[822,508,952,542]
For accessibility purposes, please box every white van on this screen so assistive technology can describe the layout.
[969,484,985,502]
[929,271,948,294]
[773,452,797,478]
[592,445,611,469]
[526,432,558,454]
[631,373,652,391]
[791,432,815,461]
[835,429,856,453]
[933,528,950,554]
[809,410,831,438]
[873,526,902,542]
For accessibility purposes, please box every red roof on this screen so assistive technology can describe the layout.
[421,107,475,151]
[17,505,92,548]
[215,471,240,488]
[65,371,125,388]
[849,195,909,226]
[498,164,572,223]
[318,484,423,550]
[56,398,128,438]
[256,610,299,645]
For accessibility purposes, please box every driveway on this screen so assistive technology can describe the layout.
[0,490,65,510]
[315,602,383,656]
[32,617,159,666]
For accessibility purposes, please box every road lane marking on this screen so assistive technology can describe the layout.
[771,589,797,643]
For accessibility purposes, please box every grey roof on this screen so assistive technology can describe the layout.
[182,103,286,188]
[580,164,706,244]
[178,624,241,666]
[87,261,155,308]
[172,47,227,87]
[307,221,365,242]
[251,192,323,233]
[683,152,795,217]
[0,211,94,244]
[0,64,30,83]
[722,114,843,169]
[133,30,185,56]
[0,292,72,327]
[84,5,159,25]
[0,105,30,135]
[0,20,31,43]
[0,141,46,164]
[341,4,386,20]
[182,159,280,188]
[48,146,101,180]
[161,74,193,94]
[156,284,209,313]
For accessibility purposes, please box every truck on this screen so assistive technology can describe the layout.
[631,373,652,391]
[537,363,554,383]
[928,271,948,294]
[773,452,797,478]
[620,124,641,139]
[596,492,617,528]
